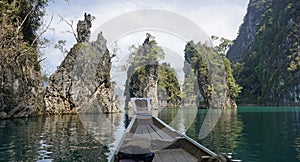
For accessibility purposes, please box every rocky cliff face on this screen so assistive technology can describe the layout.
[227,0,300,105]
[183,41,239,109]
[44,32,120,114]
[128,64,181,108]
[157,63,181,107]
[124,34,181,109]
[0,1,46,119]
[128,65,159,108]
[0,60,45,119]
[227,0,267,62]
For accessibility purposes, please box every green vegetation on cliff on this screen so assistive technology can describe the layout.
[0,0,48,118]
[125,33,181,108]
[183,40,241,109]
[157,63,181,106]
[227,0,300,105]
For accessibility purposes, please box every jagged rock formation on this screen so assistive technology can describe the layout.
[227,0,300,105]
[226,0,266,62]
[77,13,92,42]
[182,61,198,106]
[128,65,159,108]
[44,32,120,114]
[124,33,161,109]
[124,34,181,109]
[129,64,181,108]
[183,41,239,109]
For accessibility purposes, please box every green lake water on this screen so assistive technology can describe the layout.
[0,106,299,161]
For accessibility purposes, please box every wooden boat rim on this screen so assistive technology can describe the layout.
[109,98,219,161]
[109,114,217,161]
[152,115,217,157]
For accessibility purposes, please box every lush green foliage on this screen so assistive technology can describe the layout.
[128,33,165,67]
[0,0,48,45]
[125,33,164,98]
[230,0,300,104]
[212,35,233,56]
[0,0,48,69]
[181,69,196,105]
[158,63,181,105]
[183,40,241,108]
[126,34,181,106]
[0,0,48,114]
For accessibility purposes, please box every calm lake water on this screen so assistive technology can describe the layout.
[0,106,299,161]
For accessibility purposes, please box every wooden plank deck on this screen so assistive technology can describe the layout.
[132,119,205,162]
[153,149,198,162]
[133,122,174,141]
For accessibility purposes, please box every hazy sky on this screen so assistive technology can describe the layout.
[41,0,249,87]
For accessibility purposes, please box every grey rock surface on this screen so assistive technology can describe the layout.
[0,62,45,119]
[45,32,120,114]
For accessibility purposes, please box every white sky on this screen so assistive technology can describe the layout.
[41,0,249,90]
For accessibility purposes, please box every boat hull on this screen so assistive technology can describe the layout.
[110,115,217,162]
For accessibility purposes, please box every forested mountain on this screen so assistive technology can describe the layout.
[227,0,300,105]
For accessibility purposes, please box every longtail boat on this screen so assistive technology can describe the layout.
[110,98,237,162]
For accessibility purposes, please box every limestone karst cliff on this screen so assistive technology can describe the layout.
[227,0,300,105]
[183,41,240,109]
[0,54,45,119]
[124,34,181,109]
[45,32,120,114]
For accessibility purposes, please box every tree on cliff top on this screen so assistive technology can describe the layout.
[128,33,165,67]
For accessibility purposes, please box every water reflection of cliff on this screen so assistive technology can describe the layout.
[41,115,106,161]
[0,117,44,161]
[188,110,243,154]
[41,113,123,161]
[202,110,243,153]
[158,107,198,133]
[0,112,126,161]
[78,113,125,156]
[158,108,243,155]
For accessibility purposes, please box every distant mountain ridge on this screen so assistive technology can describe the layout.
[227,0,300,105]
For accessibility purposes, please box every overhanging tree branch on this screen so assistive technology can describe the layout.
[31,13,54,46]
[8,9,33,47]
[58,15,78,42]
